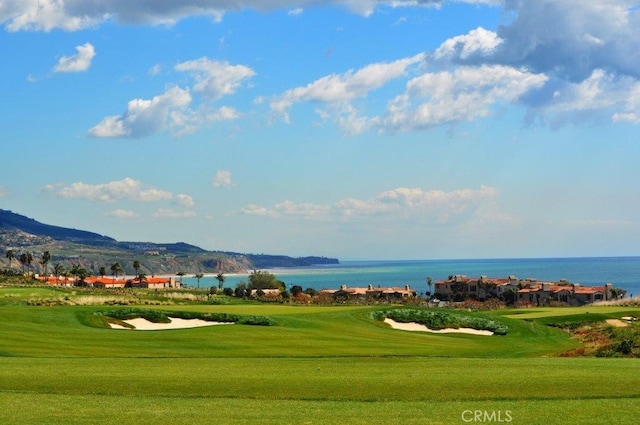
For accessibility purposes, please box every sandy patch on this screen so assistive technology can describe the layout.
[605,319,629,328]
[384,318,494,336]
[110,317,234,330]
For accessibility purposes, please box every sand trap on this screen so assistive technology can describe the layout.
[384,318,494,336]
[621,316,637,321]
[605,319,629,328]
[109,317,234,330]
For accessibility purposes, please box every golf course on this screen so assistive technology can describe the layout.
[1,285,639,424]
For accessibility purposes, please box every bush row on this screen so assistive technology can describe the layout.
[96,308,275,326]
[371,308,509,335]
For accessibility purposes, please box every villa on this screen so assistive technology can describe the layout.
[318,284,417,301]
[434,275,622,306]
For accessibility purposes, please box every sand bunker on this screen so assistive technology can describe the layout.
[605,319,629,328]
[109,317,234,330]
[384,318,493,336]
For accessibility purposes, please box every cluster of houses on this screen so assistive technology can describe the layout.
[318,284,418,301]
[37,275,179,289]
[434,275,623,306]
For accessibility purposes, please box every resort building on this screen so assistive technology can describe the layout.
[318,284,417,302]
[434,275,621,306]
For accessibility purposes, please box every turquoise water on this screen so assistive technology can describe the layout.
[183,257,640,297]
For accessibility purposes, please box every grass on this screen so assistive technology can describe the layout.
[1,286,640,423]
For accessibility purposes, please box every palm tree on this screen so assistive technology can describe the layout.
[426,276,433,297]
[99,266,107,278]
[5,249,15,269]
[70,264,81,283]
[216,272,226,290]
[53,263,64,284]
[40,251,51,277]
[194,272,204,289]
[133,260,141,279]
[176,271,185,287]
[19,252,33,276]
[110,262,123,281]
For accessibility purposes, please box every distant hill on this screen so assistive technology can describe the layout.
[0,209,115,245]
[0,209,338,273]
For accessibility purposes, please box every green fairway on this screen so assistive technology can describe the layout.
[1,294,639,424]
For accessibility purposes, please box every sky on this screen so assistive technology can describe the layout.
[1,0,639,260]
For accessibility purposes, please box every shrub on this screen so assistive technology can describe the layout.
[371,308,509,335]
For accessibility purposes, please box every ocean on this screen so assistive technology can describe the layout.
[182,256,640,297]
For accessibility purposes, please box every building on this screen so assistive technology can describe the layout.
[434,275,621,306]
[318,284,417,302]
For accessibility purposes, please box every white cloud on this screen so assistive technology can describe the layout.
[107,209,138,218]
[53,42,95,73]
[149,64,162,76]
[176,194,195,208]
[288,8,303,16]
[212,170,233,188]
[90,57,250,138]
[175,57,256,101]
[240,185,498,223]
[0,185,6,198]
[89,86,192,138]
[434,27,503,61]
[152,208,196,218]
[382,65,548,132]
[270,53,426,125]
[0,1,491,32]
[538,69,640,125]
[49,177,173,203]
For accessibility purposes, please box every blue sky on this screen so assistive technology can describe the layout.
[1,1,639,260]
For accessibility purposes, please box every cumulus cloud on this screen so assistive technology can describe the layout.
[90,57,250,138]
[176,194,195,207]
[382,65,547,131]
[51,178,173,202]
[240,185,498,223]
[174,58,255,100]
[53,42,95,73]
[212,170,233,187]
[0,1,489,32]
[107,209,138,218]
[434,27,503,61]
[89,86,192,138]
[270,53,425,129]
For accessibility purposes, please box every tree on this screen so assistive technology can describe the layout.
[110,262,123,281]
[176,271,185,287]
[40,251,51,277]
[248,270,284,291]
[53,263,64,283]
[426,276,433,296]
[5,249,15,269]
[99,266,107,278]
[19,252,33,276]
[133,260,141,279]
[70,264,81,283]
[194,272,204,289]
[215,272,226,290]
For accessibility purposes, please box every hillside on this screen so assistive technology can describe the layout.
[0,209,338,275]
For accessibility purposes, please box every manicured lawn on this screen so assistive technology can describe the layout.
[1,297,639,424]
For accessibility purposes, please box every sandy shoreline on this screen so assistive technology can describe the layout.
[109,317,234,330]
[384,318,494,336]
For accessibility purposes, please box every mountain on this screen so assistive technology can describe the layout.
[0,209,115,246]
[0,209,338,275]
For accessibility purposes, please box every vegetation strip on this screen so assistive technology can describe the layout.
[371,308,509,335]
[95,307,275,327]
